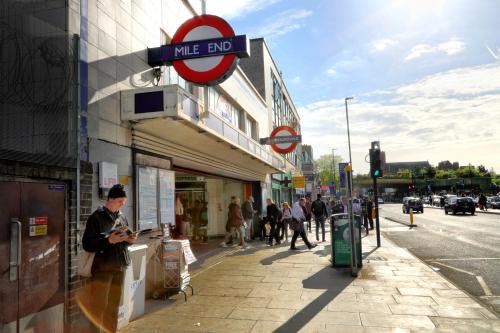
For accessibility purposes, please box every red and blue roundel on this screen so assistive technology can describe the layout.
[172,15,238,86]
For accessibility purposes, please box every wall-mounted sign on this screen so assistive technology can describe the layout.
[260,126,301,154]
[148,15,250,86]
[292,176,305,189]
[99,161,118,189]
[29,225,48,236]
[29,216,48,225]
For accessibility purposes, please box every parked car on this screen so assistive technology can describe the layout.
[402,197,424,214]
[444,197,475,215]
[486,196,495,209]
[378,197,384,204]
[489,196,500,209]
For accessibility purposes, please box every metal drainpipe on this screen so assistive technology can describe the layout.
[71,34,81,327]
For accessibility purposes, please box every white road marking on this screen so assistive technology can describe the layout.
[428,258,500,261]
[476,276,493,296]
[430,261,475,276]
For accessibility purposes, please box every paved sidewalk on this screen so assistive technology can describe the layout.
[120,227,500,333]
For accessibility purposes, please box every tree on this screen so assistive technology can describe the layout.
[314,154,344,186]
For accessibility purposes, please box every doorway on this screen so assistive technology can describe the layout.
[0,181,66,333]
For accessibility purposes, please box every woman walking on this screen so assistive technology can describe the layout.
[280,202,292,242]
[221,196,247,247]
[290,198,316,250]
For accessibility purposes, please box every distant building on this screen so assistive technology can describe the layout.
[438,160,460,170]
[301,145,316,197]
[385,161,432,174]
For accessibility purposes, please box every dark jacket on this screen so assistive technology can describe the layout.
[82,207,131,273]
[266,203,280,224]
[242,200,254,220]
[311,199,328,218]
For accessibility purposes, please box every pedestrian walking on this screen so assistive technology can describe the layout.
[305,197,313,232]
[80,184,137,333]
[289,198,316,250]
[190,199,202,241]
[311,194,328,242]
[221,197,247,248]
[479,193,487,211]
[280,202,292,242]
[172,195,184,239]
[199,201,208,242]
[242,196,255,241]
[266,198,281,246]
[367,198,374,230]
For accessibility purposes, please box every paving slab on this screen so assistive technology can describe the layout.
[118,231,500,333]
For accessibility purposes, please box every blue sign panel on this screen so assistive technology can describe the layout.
[148,35,249,67]
[339,163,348,188]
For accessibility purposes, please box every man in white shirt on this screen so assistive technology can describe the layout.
[290,198,316,250]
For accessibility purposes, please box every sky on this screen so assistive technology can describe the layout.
[205,0,500,174]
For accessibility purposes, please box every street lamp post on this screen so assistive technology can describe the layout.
[344,97,358,276]
[332,148,336,196]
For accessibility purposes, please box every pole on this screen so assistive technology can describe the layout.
[201,0,206,14]
[332,148,336,197]
[373,176,381,247]
[344,97,357,276]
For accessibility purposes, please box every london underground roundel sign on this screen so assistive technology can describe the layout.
[270,126,299,154]
[171,15,240,85]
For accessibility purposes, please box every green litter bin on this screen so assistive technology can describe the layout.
[330,213,362,268]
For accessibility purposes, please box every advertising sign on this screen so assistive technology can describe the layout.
[339,163,348,188]
[292,176,305,189]
[148,15,249,86]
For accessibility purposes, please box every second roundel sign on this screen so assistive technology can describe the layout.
[270,126,299,154]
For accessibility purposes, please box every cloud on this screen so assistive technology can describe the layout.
[405,38,465,61]
[255,9,312,40]
[291,76,301,84]
[326,56,367,75]
[486,45,500,61]
[326,68,337,76]
[299,63,500,174]
[371,38,398,52]
[206,0,282,19]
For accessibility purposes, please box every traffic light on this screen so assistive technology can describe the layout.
[369,148,383,178]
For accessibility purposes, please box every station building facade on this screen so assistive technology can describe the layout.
[0,0,302,331]
[240,38,304,205]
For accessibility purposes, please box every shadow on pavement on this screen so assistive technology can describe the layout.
[274,267,355,333]
[259,248,303,265]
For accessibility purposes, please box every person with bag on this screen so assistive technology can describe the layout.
[290,198,316,251]
[221,196,247,248]
[280,202,292,242]
[311,194,328,242]
[266,198,281,246]
[80,184,137,333]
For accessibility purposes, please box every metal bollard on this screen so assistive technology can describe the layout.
[409,208,417,228]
